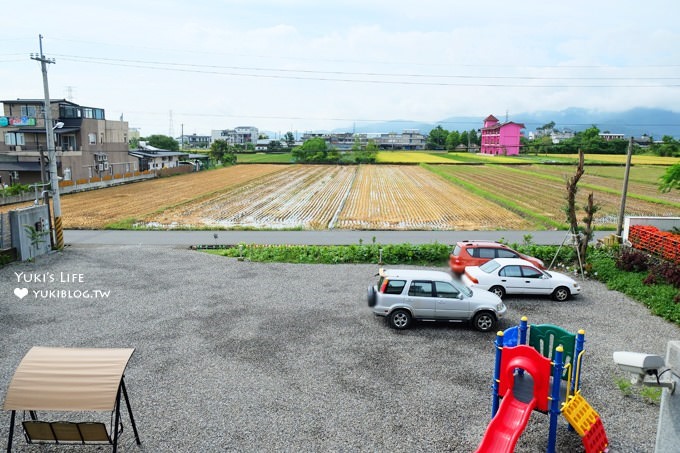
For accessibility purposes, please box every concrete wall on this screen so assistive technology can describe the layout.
[655,340,680,452]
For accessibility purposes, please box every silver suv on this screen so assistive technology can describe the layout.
[367,268,506,332]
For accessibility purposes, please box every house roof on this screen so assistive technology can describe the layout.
[482,121,526,131]
[1,98,72,105]
[484,115,499,122]
[129,150,189,158]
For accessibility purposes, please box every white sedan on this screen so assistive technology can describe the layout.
[462,258,581,301]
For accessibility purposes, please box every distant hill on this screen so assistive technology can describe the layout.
[331,108,680,138]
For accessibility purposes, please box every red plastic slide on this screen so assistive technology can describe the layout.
[475,390,536,453]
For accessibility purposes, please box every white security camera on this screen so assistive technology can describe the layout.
[613,351,664,377]
[613,351,675,393]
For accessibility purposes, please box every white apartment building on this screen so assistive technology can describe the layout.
[211,126,258,146]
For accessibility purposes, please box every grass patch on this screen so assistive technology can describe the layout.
[376,152,453,164]
[422,163,565,230]
[236,153,293,163]
[104,218,140,229]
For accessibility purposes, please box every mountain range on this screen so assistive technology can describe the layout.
[330,108,680,138]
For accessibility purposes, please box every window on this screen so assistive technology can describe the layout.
[435,281,459,298]
[521,266,544,279]
[63,168,72,181]
[380,279,406,295]
[88,133,96,145]
[4,132,25,146]
[499,266,522,278]
[497,249,519,259]
[408,281,433,297]
[480,260,501,273]
[60,105,80,118]
[60,135,76,151]
[478,248,496,259]
[20,105,37,117]
[82,108,94,118]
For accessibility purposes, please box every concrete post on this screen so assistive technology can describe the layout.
[655,340,680,452]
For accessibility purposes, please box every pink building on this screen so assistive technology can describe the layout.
[480,115,525,155]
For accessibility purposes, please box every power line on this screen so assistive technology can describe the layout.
[53,55,680,88]
[50,53,680,81]
[46,37,680,70]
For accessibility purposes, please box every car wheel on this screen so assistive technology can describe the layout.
[367,286,377,307]
[489,286,505,299]
[389,309,412,330]
[553,286,571,301]
[473,311,496,332]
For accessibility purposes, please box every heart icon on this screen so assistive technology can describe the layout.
[14,288,28,299]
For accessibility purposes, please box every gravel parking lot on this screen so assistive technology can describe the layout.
[1,245,679,452]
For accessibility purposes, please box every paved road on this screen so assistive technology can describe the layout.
[64,229,612,246]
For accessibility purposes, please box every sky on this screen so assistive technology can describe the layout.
[2,0,680,137]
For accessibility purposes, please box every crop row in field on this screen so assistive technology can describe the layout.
[558,153,679,165]
[433,165,680,228]
[333,166,530,230]
[144,165,532,230]
[149,165,356,229]
[59,165,286,228]
[526,165,679,205]
[5,161,675,231]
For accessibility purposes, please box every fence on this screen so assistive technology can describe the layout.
[628,225,680,264]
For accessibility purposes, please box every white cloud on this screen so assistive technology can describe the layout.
[3,0,679,134]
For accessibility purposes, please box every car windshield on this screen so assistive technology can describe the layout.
[479,260,501,273]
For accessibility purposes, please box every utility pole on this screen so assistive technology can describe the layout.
[31,34,64,249]
[616,136,634,239]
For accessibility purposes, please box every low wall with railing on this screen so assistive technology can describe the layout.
[0,171,157,206]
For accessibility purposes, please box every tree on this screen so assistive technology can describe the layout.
[660,163,680,193]
[355,139,378,163]
[144,134,179,151]
[284,132,295,148]
[445,131,461,150]
[267,140,284,152]
[426,125,448,150]
[538,121,556,133]
[292,137,338,163]
[459,131,469,150]
[564,150,599,265]
[653,136,680,157]
[209,139,236,165]
[578,126,604,152]
[468,129,479,146]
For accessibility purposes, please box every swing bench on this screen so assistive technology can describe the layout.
[3,347,141,453]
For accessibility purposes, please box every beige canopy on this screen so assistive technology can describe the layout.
[3,347,135,411]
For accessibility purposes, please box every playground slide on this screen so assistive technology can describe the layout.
[475,390,537,453]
